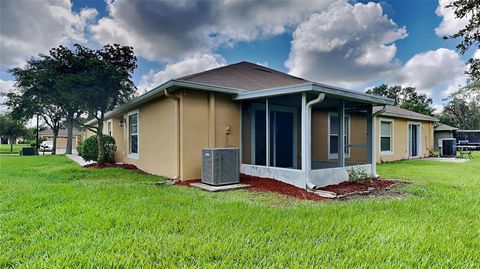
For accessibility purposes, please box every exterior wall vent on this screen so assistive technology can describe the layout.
[201,148,240,186]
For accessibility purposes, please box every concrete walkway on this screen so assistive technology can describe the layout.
[66,154,95,166]
[419,157,469,163]
[40,149,95,166]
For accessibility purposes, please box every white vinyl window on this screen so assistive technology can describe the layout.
[107,120,113,136]
[128,111,139,158]
[328,113,350,159]
[380,120,393,154]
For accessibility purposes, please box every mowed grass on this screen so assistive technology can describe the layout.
[1,154,479,268]
[0,144,29,154]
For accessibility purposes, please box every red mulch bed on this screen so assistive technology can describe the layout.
[175,174,399,201]
[319,179,398,195]
[83,163,144,172]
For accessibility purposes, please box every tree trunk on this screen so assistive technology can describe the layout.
[10,139,13,152]
[52,128,59,155]
[65,116,73,155]
[97,117,105,164]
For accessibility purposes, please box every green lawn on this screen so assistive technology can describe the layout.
[0,144,29,154]
[0,154,479,268]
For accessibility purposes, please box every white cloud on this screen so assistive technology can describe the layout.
[432,104,444,114]
[138,53,226,91]
[0,79,15,114]
[388,48,467,96]
[286,0,407,88]
[434,0,468,37]
[90,0,335,62]
[0,0,97,68]
[474,49,480,59]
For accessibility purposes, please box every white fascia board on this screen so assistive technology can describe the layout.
[312,83,394,105]
[234,82,314,100]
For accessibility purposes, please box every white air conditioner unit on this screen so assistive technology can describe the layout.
[201,148,239,186]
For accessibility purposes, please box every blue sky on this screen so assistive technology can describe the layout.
[1,0,477,113]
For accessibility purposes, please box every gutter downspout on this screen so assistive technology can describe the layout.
[303,92,326,190]
[165,89,180,180]
[371,105,387,178]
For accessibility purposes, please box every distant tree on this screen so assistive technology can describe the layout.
[438,97,480,129]
[366,84,435,116]
[0,114,28,152]
[445,0,479,96]
[7,57,64,154]
[71,44,137,164]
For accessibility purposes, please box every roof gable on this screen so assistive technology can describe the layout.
[178,61,307,91]
[374,105,437,122]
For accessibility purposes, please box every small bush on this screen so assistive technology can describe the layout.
[79,135,116,163]
[347,166,370,183]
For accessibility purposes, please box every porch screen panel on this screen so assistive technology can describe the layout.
[241,100,266,165]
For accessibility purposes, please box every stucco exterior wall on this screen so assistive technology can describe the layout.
[41,135,81,149]
[376,117,434,162]
[179,90,240,180]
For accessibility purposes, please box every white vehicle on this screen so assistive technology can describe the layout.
[40,141,54,151]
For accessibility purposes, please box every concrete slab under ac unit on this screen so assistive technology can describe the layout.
[190,182,250,192]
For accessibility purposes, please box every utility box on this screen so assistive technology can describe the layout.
[20,147,36,156]
[201,148,240,186]
[439,138,456,157]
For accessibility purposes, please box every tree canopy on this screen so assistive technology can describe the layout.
[446,0,479,96]
[366,84,435,116]
[438,97,480,130]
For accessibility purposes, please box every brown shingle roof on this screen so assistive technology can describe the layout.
[373,105,438,122]
[39,128,82,137]
[178,61,307,91]
[435,123,458,131]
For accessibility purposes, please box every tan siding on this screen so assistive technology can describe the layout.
[214,93,241,148]
[376,117,434,162]
[41,135,81,149]
[180,89,210,180]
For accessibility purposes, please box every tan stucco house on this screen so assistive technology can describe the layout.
[86,62,435,189]
[40,128,83,149]
[373,106,437,162]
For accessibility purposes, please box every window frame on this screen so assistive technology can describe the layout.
[327,112,351,160]
[127,110,139,160]
[379,118,394,155]
[106,119,113,136]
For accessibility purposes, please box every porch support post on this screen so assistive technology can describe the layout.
[366,105,373,164]
[370,106,378,178]
[301,93,308,175]
[338,99,345,167]
[266,97,270,167]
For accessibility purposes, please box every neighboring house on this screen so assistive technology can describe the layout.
[434,123,458,151]
[87,61,399,189]
[39,128,83,149]
[373,106,437,162]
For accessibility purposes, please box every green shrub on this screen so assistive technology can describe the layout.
[79,135,116,163]
[76,141,84,156]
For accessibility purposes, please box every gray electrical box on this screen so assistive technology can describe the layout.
[201,148,240,186]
